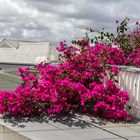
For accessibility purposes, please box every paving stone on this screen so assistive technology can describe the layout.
[105,126,140,138]
[128,136,140,140]
[64,128,119,140]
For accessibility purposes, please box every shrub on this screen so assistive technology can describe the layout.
[0,41,131,121]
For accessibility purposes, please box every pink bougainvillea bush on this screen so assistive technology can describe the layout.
[128,22,140,49]
[0,41,131,121]
[128,47,140,68]
[81,18,140,68]
[1,18,138,121]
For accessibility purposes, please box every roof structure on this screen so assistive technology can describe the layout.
[0,39,44,49]
[0,38,57,64]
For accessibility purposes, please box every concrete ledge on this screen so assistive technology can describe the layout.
[117,65,140,73]
[0,125,30,140]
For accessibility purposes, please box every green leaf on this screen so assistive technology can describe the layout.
[3,99,8,105]
[91,39,94,43]
[101,36,104,40]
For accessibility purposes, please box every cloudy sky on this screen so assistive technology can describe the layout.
[0,0,140,43]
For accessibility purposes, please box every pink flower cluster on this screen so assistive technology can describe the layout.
[128,27,140,49]
[128,48,140,68]
[0,42,131,121]
[93,80,130,120]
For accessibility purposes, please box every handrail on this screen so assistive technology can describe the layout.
[106,64,140,73]
[0,62,36,66]
[0,60,59,66]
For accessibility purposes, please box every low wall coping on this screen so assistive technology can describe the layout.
[107,65,140,73]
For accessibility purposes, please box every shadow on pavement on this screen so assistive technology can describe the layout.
[1,112,140,129]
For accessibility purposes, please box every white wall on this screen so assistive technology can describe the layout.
[116,66,140,118]
[0,125,29,140]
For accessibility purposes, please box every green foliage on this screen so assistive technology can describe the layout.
[73,17,140,57]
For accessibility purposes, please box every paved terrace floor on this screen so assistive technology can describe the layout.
[0,72,140,140]
[0,71,20,91]
[1,114,140,140]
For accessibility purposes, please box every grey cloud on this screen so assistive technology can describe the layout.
[0,0,140,43]
[87,0,124,3]
[27,0,75,5]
